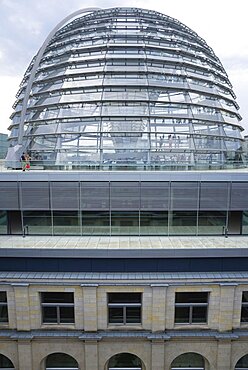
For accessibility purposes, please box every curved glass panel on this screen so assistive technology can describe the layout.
[8,7,245,170]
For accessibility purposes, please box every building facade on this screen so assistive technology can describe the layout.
[1,249,248,370]
[0,171,248,237]
[1,7,248,370]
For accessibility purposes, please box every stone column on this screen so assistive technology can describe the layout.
[84,341,98,370]
[151,340,165,370]
[82,285,98,331]
[17,340,33,370]
[12,283,30,331]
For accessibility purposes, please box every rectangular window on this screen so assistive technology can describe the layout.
[175,292,208,324]
[241,292,248,323]
[41,292,74,324]
[108,293,141,325]
[0,292,8,323]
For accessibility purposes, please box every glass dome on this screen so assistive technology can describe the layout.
[7,7,245,170]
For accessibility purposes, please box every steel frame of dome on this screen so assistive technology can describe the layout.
[7,7,245,170]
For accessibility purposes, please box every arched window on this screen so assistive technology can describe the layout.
[235,354,248,370]
[171,352,205,370]
[0,354,15,369]
[45,353,78,370]
[108,352,142,370]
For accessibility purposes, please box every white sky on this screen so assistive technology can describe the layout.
[0,0,247,134]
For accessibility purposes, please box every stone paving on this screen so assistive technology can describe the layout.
[0,235,248,249]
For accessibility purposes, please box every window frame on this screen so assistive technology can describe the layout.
[174,292,209,325]
[241,291,248,323]
[0,291,9,324]
[41,292,75,325]
[108,292,142,325]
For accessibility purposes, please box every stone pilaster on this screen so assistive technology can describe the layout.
[151,340,165,370]
[151,285,167,332]
[82,285,98,331]
[17,340,32,370]
[216,340,232,370]
[84,341,98,370]
[218,284,237,332]
[12,283,30,331]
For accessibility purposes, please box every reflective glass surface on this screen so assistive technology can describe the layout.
[9,8,245,170]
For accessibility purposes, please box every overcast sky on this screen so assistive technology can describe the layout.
[0,0,247,134]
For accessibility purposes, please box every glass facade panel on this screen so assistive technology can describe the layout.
[140,211,168,235]
[23,211,52,235]
[170,211,197,235]
[53,211,80,235]
[82,211,110,235]
[111,212,139,235]
[0,211,7,234]
[242,212,248,235]
[198,211,226,235]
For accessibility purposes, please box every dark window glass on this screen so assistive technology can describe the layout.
[175,306,190,324]
[241,292,248,323]
[46,352,78,368]
[126,307,142,323]
[41,292,74,324]
[109,293,141,303]
[171,352,205,368]
[42,292,74,303]
[108,293,141,325]
[235,354,248,368]
[0,291,8,324]
[42,306,57,323]
[176,292,208,304]
[0,292,7,302]
[175,292,208,324]
[109,307,124,324]
[242,292,248,302]
[0,354,15,368]
[108,353,142,368]
[192,306,208,323]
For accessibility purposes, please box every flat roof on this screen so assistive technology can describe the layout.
[0,169,248,181]
[0,235,248,255]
